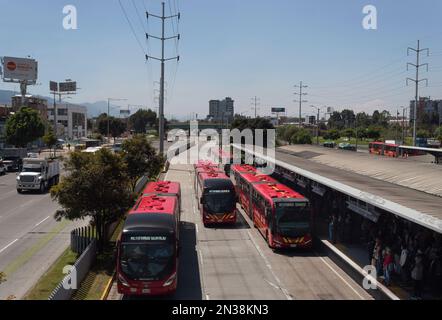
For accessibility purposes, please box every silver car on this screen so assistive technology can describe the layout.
[0,161,6,176]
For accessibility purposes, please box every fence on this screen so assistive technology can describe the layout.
[71,226,95,255]
[48,239,97,300]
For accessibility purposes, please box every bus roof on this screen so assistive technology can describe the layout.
[198,171,230,181]
[196,166,223,175]
[143,181,180,196]
[231,164,257,174]
[194,160,217,168]
[130,195,177,215]
[241,172,278,185]
[254,183,307,204]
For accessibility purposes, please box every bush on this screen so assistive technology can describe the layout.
[323,129,340,141]
[417,129,430,139]
[290,129,312,145]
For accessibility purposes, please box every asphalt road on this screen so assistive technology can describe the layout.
[111,142,372,300]
[0,167,87,300]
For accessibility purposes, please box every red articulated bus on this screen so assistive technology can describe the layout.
[251,183,312,250]
[196,170,237,226]
[210,148,234,176]
[231,166,278,219]
[369,142,384,155]
[117,194,180,297]
[143,181,181,211]
[384,143,399,157]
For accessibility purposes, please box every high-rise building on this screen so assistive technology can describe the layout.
[208,97,234,123]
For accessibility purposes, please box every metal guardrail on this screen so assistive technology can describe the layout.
[71,226,95,255]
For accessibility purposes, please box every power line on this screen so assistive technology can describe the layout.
[118,0,147,56]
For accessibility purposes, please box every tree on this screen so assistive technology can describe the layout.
[50,149,134,252]
[122,135,165,192]
[290,128,312,144]
[43,129,57,157]
[356,112,371,128]
[366,126,382,140]
[129,109,157,134]
[435,126,442,143]
[417,129,430,139]
[230,117,275,147]
[5,107,45,147]
[328,112,344,130]
[341,128,355,138]
[97,115,127,138]
[324,129,340,140]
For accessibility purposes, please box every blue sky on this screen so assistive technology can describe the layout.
[1,0,442,119]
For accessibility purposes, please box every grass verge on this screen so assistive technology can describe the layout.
[24,248,77,300]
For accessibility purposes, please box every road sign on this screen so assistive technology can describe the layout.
[271,107,286,113]
[59,81,77,92]
[2,56,38,83]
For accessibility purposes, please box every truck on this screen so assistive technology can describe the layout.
[16,158,60,194]
[0,148,28,172]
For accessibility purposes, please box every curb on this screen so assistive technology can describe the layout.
[100,273,116,300]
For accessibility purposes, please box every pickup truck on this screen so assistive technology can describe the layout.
[16,158,60,193]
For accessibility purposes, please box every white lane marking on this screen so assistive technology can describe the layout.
[34,216,50,227]
[246,229,293,300]
[0,239,19,254]
[319,256,365,300]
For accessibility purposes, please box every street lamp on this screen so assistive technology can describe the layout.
[107,98,127,142]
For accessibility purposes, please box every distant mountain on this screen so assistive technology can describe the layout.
[0,89,17,104]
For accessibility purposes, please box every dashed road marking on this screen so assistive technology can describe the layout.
[0,239,19,254]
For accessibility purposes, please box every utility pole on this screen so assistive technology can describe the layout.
[407,40,429,146]
[251,96,260,118]
[146,2,180,155]
[311,106,326,146]
[294,81,308,127]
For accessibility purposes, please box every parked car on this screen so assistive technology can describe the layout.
[338,142,357,151]
[0,161,7,175]
[323,141,336,148]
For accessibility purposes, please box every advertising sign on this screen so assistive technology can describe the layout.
[271,107,286,113]
[50,81,58,92]
[59,81,77,92]
[2,56,38,82]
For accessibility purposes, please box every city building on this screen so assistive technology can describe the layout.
[47,103,88,139]
[410,98,441,124]
[208,97,234,123]
[11,95,48,120]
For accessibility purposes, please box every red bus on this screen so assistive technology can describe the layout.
[231,166,277,218]
[210,148,234,176]
[143,181,181,213]
[251,183,312,250]
[117,195,180,296]
[196,171,237,225]
[384,143,399,157]
[369,142,384,155]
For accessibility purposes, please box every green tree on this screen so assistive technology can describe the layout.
[290,128,312,144]
[324,129,340,140]
[50,149,134,252]
[366,126,382,140]
[230,117,275,148]
[435,126,442,143]
[129,109,157,134]
[97,115,127,138]
[417,129,430,139]
[5,107,45,147]
[43,128,57,157]
[341,128,355,138]
[122,135,165,192]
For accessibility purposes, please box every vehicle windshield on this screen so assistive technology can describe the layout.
[120,240,174,281]
[22,167,41,173]
[203,189,236,215]
[275,202,310,237]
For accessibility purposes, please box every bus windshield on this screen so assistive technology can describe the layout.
[203,189,236,215]
[275,202,310,237]
[120,240,174,281]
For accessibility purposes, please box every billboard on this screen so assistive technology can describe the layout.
[2,56,38,82]
[271,107,286,113]
[120,110,131,116]
[50,81,58,92]
[59,81,77,92]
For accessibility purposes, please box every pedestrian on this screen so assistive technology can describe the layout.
[383,247,394,286]
[399,243,409,284]
[329,215,337,244]
[372,238,383,277]
[67,143,71,151]
[411,254,424,299]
